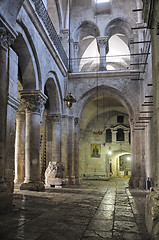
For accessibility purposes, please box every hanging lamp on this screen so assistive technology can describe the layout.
[63,0,76,108]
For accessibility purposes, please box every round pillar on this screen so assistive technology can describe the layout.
[97,37,108,71]
[20,91,47,191]
[14,111,25,184]
[61,115,69,179]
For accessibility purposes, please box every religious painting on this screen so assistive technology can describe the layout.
[91,144,101,158]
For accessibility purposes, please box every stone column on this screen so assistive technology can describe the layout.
[74,118,80,184]
[61,115,69,180]
[97,37,108,71]
[0,24,15,211]
[67,116,74,184]
[73,42,80,72]
[14,111,25,184]
[132,129,142,188]
[5,48,19,193]
[129,123,135,187]
[139,130,146,189]
[20,91,47,191]
[51,114,63,178]
[46,115,53,167]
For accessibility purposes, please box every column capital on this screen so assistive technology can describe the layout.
[97,36,108,48]
[20,90,48,114]
[61,114,69,120]
[47,114,61,123]
[59,29,69,41]
[0,24,14,50]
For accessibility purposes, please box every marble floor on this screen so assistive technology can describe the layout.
[0,178,150,240]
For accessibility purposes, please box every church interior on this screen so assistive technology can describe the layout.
[0,0,159,239]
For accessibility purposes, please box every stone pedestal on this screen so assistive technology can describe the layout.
[97,37,108,71]
[20,91,47,191]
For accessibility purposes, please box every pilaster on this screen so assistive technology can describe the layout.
[61,115,69,180]
[0,23,15,212]
[67,115,74,184]
[74,117,80,185]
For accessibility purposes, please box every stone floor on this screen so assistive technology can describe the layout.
[0,178,150,240]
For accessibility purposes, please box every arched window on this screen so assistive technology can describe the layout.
[106,129,112,143]
[116,128,124,141]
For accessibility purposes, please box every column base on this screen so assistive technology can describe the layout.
[20,181,45,191]
[99,67,107,71]
[132,176,140,188]
[75,177,81,185]
[145,189,159,240]
[68,177,74,185]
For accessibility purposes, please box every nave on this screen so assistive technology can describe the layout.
[0,179,150,240]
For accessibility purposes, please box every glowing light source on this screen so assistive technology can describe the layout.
[108,147,112,155]
[127,156,131,161]
[96,0,110,3]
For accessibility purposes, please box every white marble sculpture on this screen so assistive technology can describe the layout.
[45,161,62,187]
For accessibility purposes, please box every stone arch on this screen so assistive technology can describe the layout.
[75,85,134,123]
[74,20,100,42]
[73,21,100,72]
[12,23,41,91]
[44,71,63,114]
[105,17,133,43]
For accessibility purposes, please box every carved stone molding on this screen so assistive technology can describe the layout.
[47,114,61,123]
[20,90,47,114]
[97,36,109,52]
[0,25,14,50]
